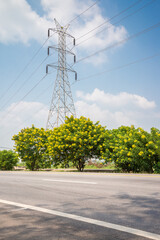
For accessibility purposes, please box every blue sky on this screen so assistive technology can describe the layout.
[0,0,160,149]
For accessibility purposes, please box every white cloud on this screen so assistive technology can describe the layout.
[40,0,105,26]
[0,101,48,149]
[0,93,159,149]
[0,0,127,64]
[0,0,50,44]
[75,88,159,130]
[77,88,156,109]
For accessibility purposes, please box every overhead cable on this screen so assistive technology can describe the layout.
[75,0,156,48]
[0,56,48,111]
[0,37,50,102]
[72,52,160,84]
[75,0,143,42]
[76,21,160,63]
[68,0,100,24]
[0,74,48,124]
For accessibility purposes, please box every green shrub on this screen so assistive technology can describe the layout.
[0,150,18,170]
[153,162,160,173]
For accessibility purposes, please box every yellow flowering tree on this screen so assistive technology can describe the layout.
[102,126,158,173]
[12,125,52,171]
[47,116,106,171]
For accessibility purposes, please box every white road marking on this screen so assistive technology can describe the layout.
[10,207,27,212]
[43,179,97,184]
[0,199,160,240]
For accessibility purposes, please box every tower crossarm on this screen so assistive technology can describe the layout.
[46,64,77,81]
[47,46,76,62]
[48,28,76,46]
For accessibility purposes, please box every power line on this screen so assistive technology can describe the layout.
[0,37,50,102]
[0,56,48,111]
[76,21,160,64]
[75,0,156,48]
[72,52,160,84]
[20,74,48,101]
[0,74,48,124]
[75,0,143,42]
[1,80,54,140]
[68,0,100,24]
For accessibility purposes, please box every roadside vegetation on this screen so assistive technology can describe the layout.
[10,116,160,173]
[85,160,115,170]
[0,150,18,170]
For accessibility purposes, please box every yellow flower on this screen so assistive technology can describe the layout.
[141,135,145,139]
[138,151,144,156]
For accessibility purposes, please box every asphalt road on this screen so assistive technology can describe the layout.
[0,171,160,240]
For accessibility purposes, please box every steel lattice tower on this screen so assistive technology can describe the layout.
[46,19,77,129]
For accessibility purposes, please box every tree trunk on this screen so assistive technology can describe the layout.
[77,159,85,172]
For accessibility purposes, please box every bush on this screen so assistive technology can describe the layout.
[153,162,160,173]
[0,150,18,170]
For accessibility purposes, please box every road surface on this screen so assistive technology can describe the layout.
[0,171,160,240]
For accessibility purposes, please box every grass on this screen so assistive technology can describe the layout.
[85,161,115,170]
[85,164,115,170]
[51,161,115,170]
[16,160,116,171]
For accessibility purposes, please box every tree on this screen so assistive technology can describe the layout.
[12,125,52,171]
[0,150,18,170]
[47,116,106,171]
[102,126,158,173]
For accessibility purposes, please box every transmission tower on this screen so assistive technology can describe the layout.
[46,19,77,129]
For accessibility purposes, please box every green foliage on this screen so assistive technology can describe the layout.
[0,150,18,170]
[11,116,160,173]
[47,116,106,171]
[153,162,160,173]
[150,128,160,173]
[12,125,52,171]
[102,126,160,173]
